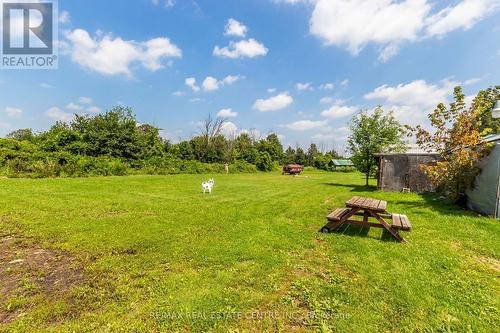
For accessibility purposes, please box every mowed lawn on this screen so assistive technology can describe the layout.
[0,171,498,332]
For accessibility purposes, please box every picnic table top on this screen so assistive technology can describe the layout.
[345,196,387,213]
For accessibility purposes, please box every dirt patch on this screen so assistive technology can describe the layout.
[0,234,84,324]
[475,255,500,272]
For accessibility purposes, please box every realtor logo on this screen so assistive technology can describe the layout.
[1,0,58,69]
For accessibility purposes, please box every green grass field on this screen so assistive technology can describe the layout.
[0,171,498,332]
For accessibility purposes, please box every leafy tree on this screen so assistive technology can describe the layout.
[294,147,307,165]
[407,86,494,200]
[38,122,83,154]
[235,133,258,164]
[6,128,34,142]
[348,107,406,186]
[257,133,283,162]
[177,141,194,160]
[194,115,228,163]
[256,151,273,171]
[306,143,319,166]
[71,106,139,159]
[136,124,165,159]
[476,86,500,133]
[283,146,296,165]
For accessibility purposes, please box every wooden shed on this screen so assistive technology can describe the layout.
[374,146,441,193]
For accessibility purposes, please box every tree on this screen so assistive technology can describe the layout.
[476,86,500,133]
[407,86,494,201]
[6,128,34,142]
[306,143,320,166]
[136,124,165,159]
[257,133,283,162]
[294,147,307,165]
[348,107,406,186]
[256,151,273,171]
[177,141,194,160]
[38,122,83,154]
[196,114,228,163]
[235,133,258,164]
[71,106,139,159]
[283,146,296,165]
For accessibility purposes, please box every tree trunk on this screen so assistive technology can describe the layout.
[365,172,369,187]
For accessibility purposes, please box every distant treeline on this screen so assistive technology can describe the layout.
[0,106,346,178]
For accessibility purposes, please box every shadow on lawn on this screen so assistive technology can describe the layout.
[322,180,471,217]
[388,193,475,217]
[321,182,377,193]
[328,224,398,242]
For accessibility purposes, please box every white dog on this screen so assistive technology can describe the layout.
[202,178,215,194]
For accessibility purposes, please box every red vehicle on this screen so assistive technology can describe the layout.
[282,164,304,175]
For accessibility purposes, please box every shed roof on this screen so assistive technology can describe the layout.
[375,144,439,156]
[331,159,353,166]
[484,134,500,143]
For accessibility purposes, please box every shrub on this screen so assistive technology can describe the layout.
[229,161,257,173]
[256,152,273,172]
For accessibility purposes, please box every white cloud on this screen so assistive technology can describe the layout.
[202,76,220,92]
[217,108,238,118]
[151,0,175,7]
[86,106,101,113]
[426,0,499,37]
[191,75,243,92]
[267,88,276,93]
[295,82,313,91]
[66,102,82,111]
[310,0,430,55]
[222,75,244,85]
[364,79,455,109]
[320,97,334,104]
[40,83,54,89]
[59,10,70,24]
[312,126,350,142]
[463,77,481,85]
[340,79,349,86]
[284,120,328,131]
[253,92,294,112]
[172,91,185,96]
[363,79,457,126]
[321,103,358,119]
[213,38,268,59]
[78,96,93,105]
[185,77,200,92]
[221,121,239,136]
[45,107,73,122]
[189,98,202,103]
[319,83,334,90]
[306,0,499,61]
[240,128,262,140]
[224,18,248,37]
[63,29,181,77]
[378,43,399,62]
[4,107,22,118]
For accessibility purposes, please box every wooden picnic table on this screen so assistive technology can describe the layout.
[321,196,412,243]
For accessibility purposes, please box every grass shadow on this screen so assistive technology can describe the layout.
[389,192,476,218]
[323,181,475,218]
[321,182,377,192]
[330,223,399,243]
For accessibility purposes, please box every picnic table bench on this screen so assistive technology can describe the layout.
[321,196,412,243]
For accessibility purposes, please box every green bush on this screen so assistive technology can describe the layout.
[229,161,257,173]
[256,152,273,172]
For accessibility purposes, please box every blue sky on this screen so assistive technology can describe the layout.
[1,0,499,151]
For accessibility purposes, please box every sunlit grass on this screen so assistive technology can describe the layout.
[0,171,498,332]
